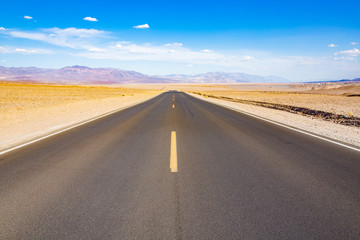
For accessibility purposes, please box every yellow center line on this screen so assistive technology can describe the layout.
[170,131,178,172]
[172,104,175,108]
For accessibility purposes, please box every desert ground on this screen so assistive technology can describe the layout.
[0,82,161,150]
[1,81,359,150]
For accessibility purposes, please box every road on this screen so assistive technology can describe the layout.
[1,91,360,239]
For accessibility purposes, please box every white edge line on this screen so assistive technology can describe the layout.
[186,93,360,153]
[0,94,159,156]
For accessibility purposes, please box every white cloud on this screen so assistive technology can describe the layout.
[15,48,38,53]
[5,27,228,64]
[0,27,5,31]
[0,46,7,53]
[88,47,105,52]
[24,16,33,20]
[84,17,98,22]
[8,27,108,49]
[81,41,230,63]
[115,41,131,48]
[335,48,360,57]
[164,43,183,47]
[350,42,359,45]
[334,56,355,61]
[133,24,149,29]
[241,55,255,61]
[0,46,51,54]
[328,43,338,48]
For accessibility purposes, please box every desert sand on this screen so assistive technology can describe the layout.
[0,83,161,150]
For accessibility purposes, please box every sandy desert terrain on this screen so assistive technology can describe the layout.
[186,84,359,118]
[0,82,161,150]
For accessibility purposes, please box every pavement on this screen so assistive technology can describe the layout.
[1,91,360,239]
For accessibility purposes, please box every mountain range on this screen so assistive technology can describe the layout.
[161,72,288,83]
[0,66,167,84]
[0,65,288,84]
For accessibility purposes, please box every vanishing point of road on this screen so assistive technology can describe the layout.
[1,92,360,239]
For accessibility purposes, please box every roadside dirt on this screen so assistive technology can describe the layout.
[188,92,360,147]
[191,92,360,127]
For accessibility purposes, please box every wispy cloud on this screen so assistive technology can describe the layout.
[164,43,183,47]
[0,27,5,31]
[335,48,360,57]
[24,16,33,20]
[0,27,264,68]
[83,41,223,61]
[334,56,355,61]
[241,55,255,61]
[87,47,106,52]
[350,42,359,45]
[7,27,108,49]
[0,46,51,54]
[328,43,338,48]
[133,24,149,29]
[83,17,98,22]
[79,41,256,67]
[0,46,7,53]
[15,48,40,54]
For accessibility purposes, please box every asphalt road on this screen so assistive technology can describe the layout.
[1,91,360,239]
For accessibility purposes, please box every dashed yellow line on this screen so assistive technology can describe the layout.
[170,131,178,172]
[172,104,175,108]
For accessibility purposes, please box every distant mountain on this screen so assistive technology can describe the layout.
[161,72,287,83]
[0,65,173,84]
[0,66,287,84]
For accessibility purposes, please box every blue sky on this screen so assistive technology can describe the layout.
[0,0,359,81]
